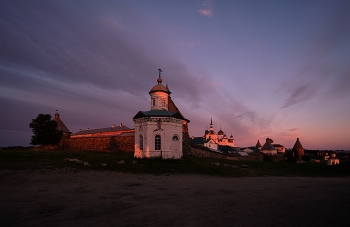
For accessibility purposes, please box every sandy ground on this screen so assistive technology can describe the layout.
[0,168,350,227]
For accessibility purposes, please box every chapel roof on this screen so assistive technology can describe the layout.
[53,112,70,133]
[133,110,185,120]
[149,84,171,94]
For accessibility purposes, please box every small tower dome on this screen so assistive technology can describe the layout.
[149,68,170,111]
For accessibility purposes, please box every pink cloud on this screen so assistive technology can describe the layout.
[198,9,213,17]
[198,1,213,18]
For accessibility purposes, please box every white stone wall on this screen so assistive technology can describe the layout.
[134,117,183,159]
[150,91,169,111]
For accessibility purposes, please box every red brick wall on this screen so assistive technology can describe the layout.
[59,136,134,152]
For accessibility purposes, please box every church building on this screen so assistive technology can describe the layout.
[204,118,235,147]
[133,69,190,159]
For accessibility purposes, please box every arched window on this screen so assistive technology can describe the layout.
[155,135,161,150]
[139,134,143,150]
[172,135,179,141]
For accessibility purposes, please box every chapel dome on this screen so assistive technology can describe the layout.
[149,84,170,94]
[149,70,171,94]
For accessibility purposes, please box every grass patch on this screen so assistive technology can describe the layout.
[1,150,349,177]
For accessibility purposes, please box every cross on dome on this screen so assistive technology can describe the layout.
[157,68,162,84]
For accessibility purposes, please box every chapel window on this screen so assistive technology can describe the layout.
[155,135,161,150]
[139,135,143,150]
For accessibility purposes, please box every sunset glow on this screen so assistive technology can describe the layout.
[0,1,349,150]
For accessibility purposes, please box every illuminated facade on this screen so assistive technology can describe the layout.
[204,118,235,147]
[133,69,189,159]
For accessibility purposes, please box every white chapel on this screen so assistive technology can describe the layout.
[133,69,189,159]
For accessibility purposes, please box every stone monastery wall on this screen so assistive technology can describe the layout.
[190,145,268,161]
[191,146,239,160]
[59,136,134,152]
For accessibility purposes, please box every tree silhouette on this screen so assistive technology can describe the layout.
[29,114,63,145]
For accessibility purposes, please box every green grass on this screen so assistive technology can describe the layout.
[1,150,349,177]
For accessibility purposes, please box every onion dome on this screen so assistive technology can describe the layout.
[149,69,171,94]
[218,129,224,135]
[205,129,209,135]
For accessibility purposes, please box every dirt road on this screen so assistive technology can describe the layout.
[1,168,349,226]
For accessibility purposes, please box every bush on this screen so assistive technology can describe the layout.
[286,156,297,163]
[263,154,273,162]
[302,155,311,162]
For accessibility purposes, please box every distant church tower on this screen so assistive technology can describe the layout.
[133,69,189,159]
[292,138,304,159]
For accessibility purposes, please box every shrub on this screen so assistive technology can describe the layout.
[263,154,273,162]
[302,155,311,162]
[286,156,297,163]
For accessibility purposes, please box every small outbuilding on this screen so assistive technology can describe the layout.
[327,153,340,165]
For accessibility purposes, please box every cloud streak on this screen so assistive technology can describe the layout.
[198,1,213,18]
[280,2,350,109]
[0,1,213,104]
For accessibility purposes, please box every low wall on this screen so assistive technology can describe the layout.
[59,136,134,152]
[190,145,267,161]
[190,146,239,160]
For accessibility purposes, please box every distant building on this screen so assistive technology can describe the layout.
[255,140,262,150]
[70,123,133,139]
[261,138,277,155]
[327,153,340,165]
[67,123,134,152]
[53,112,71,138]
[272,144,286,153]
[292,138,304,159]
[203,118,236,147]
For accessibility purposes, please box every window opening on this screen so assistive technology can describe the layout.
[139,135,143,150]
[155,135,161,150]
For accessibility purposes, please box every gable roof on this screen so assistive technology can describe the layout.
[72,124,131,136]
